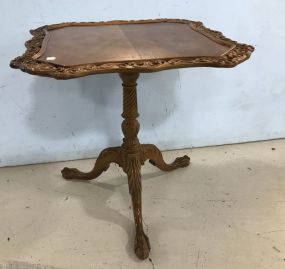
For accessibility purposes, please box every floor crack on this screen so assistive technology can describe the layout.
[142,217,149,235]
[196,249,200,267]
[148,257,155,269]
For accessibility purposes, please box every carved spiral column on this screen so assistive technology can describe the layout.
[120,73,141,161]
[119,72,150,259]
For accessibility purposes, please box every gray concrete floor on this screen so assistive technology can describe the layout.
[0,139,285,269]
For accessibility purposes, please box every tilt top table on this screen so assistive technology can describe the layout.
[10,19,254,260]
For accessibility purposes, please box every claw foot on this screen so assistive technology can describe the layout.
[172,155,190,167]
[135,232,151,260]
[149,155,190,169]
[61,167,89,180]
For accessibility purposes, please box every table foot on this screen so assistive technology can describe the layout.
[61,147,122,180]
[135,231,151,260]
[142,144,190,171]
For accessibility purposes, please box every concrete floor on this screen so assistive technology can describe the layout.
[0,139,285,269]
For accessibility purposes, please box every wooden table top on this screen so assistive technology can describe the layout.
[10,19,254,79]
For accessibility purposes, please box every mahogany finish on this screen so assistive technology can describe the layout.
[35,23,230,66]
[10,19,254,79]
[10,18,254,260]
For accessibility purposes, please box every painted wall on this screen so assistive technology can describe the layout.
[1,0,284,167]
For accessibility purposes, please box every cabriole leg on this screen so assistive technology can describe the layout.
[120,72,150,259]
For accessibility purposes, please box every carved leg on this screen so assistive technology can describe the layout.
[61,147,122,180]
[142,144,190,172]
[127,157,150,259]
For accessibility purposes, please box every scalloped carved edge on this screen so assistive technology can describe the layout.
[10,18,254,79]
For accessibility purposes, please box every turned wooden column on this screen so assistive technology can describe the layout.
[120,72,141,166]
[119,72,150,259]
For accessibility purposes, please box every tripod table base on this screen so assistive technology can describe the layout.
[61,73,190,259]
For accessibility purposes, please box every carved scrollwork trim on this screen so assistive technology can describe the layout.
[10,19,254,79]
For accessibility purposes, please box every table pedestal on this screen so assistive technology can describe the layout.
[61,73,190,259]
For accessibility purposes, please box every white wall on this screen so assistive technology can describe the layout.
[1,0,284,167]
